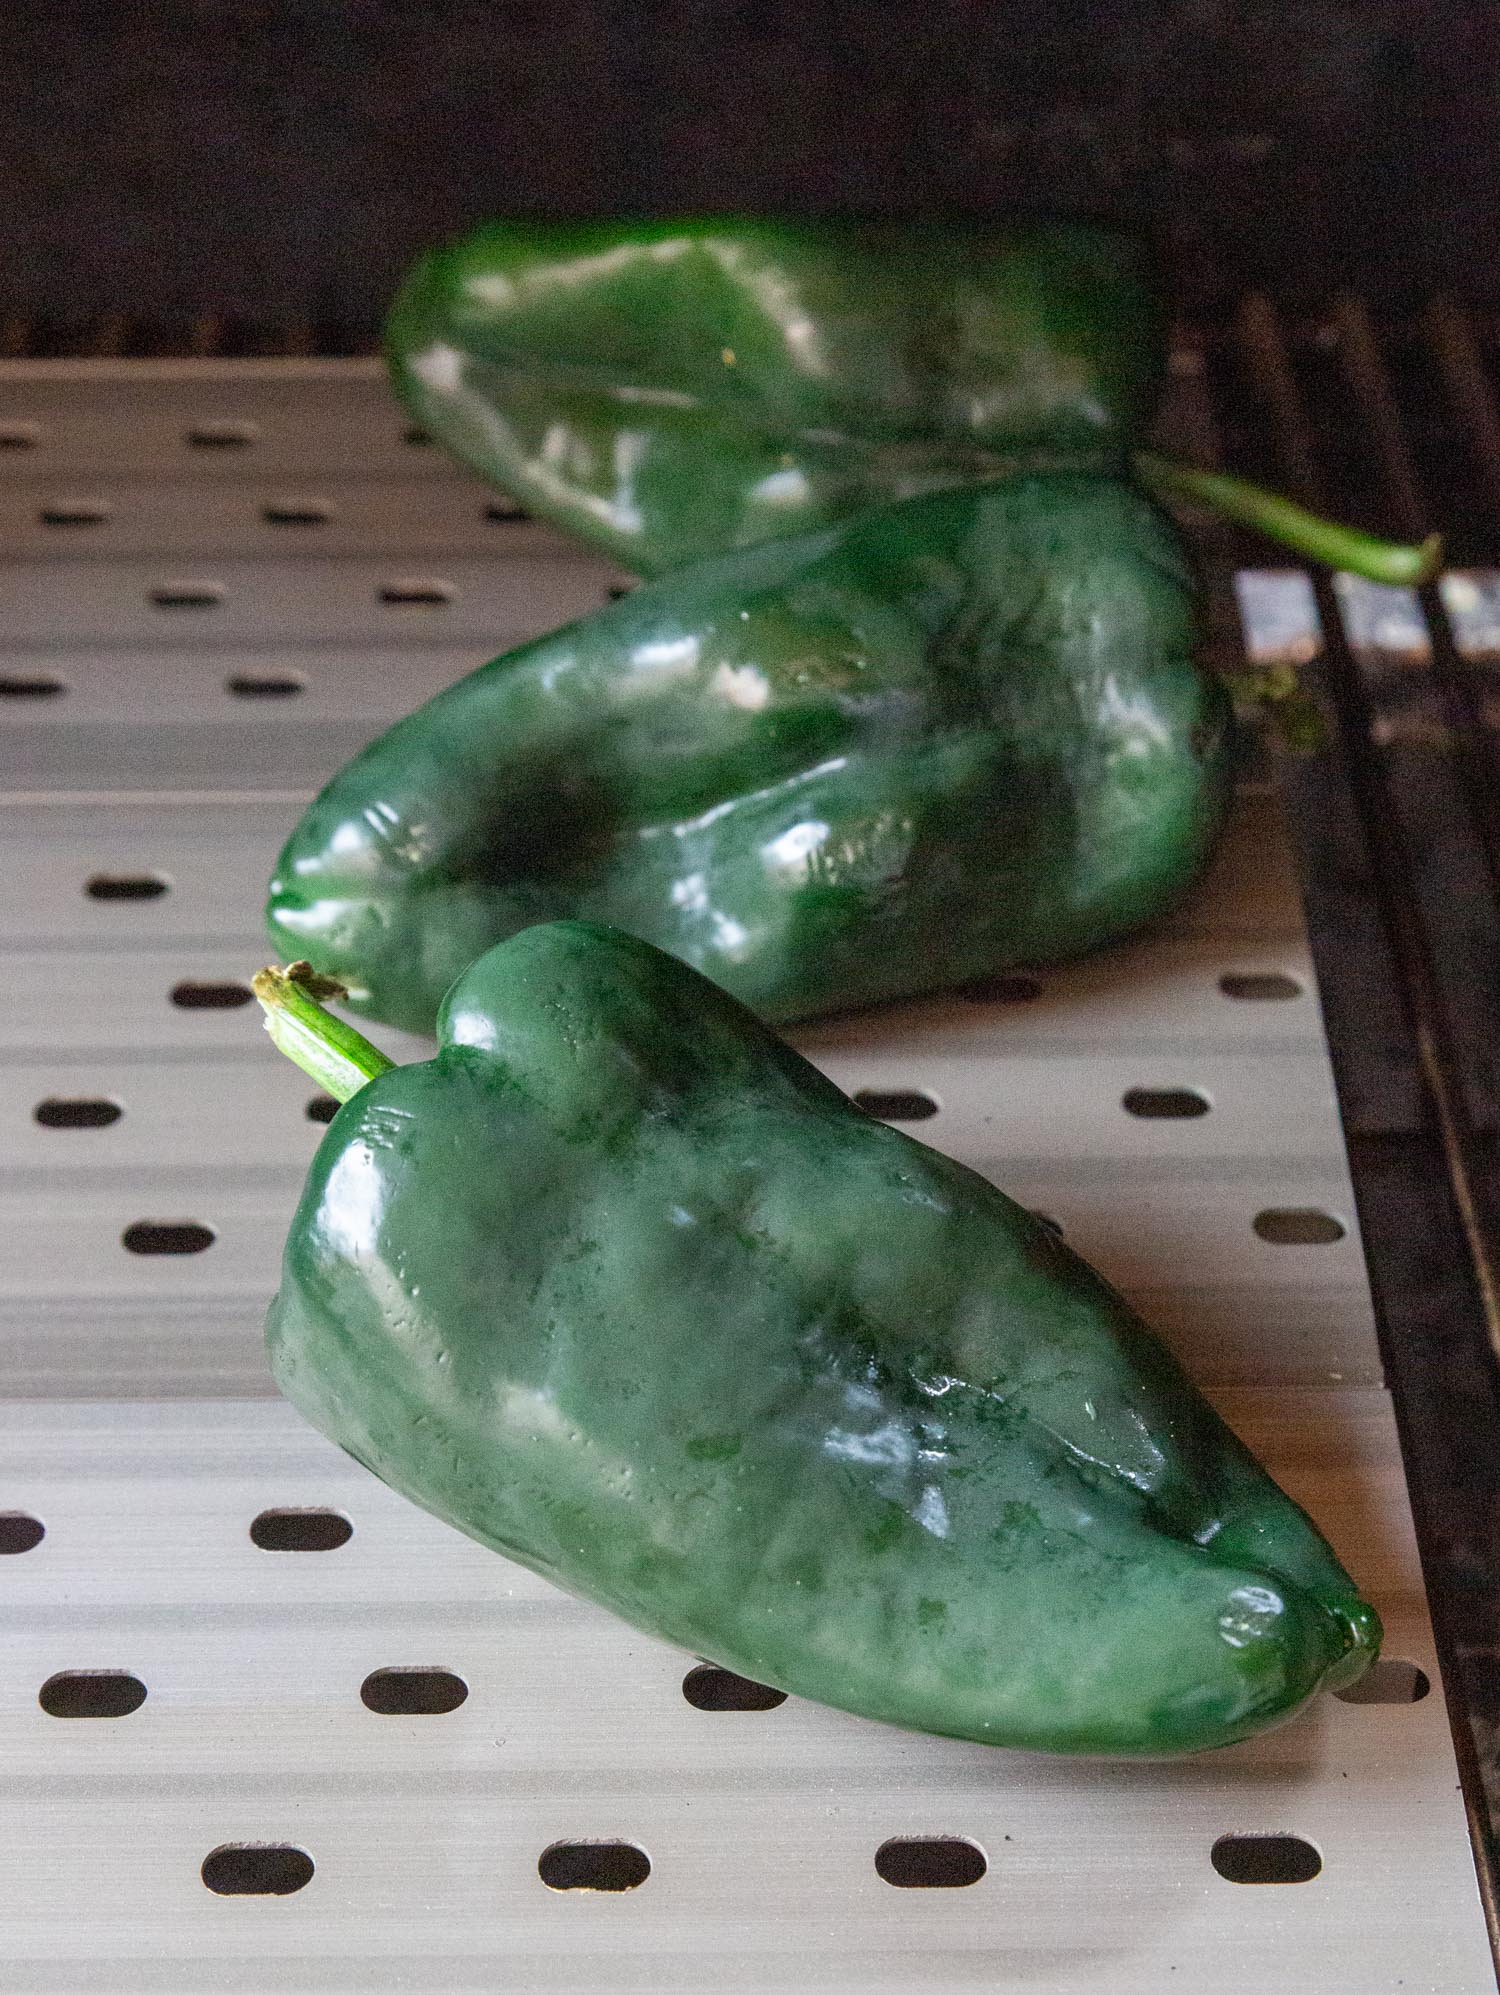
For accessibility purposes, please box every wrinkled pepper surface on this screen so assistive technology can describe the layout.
[268,471,1230,1035]
[388,215,1164,575]
[261,925,1379,1755]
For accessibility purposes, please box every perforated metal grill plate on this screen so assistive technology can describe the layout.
[1,361,1492,1994]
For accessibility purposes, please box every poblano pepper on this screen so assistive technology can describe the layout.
[267,471,1232,1035]
[256,930,1380,1756]
[388,215,1164,576]
[388,214,1440,585]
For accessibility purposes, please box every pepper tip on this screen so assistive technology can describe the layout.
[1414,532,1445,585]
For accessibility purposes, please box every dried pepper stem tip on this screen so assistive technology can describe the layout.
[253,961,396,1105]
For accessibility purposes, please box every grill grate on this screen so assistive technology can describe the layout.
[1,331,1499,1989]
[1192,300,1500,1945]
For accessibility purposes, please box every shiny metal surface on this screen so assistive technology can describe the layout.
[0,359,1491,1990]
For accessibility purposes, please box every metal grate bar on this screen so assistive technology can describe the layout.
[1330,296,1433,540]
[1331,296,1500,918]
[1425,298,1500,529]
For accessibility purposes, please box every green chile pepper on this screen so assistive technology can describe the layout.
[388,214,1440,586]
[257,929,1379,1756]
[388,215,1164,576]
[268,470,1231,1035]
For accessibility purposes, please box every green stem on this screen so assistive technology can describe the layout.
[1135,452,1443,586]
[253,961,396,1104]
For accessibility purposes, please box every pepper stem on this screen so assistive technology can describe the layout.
[1135,452,1443,586]
[253,961,396,1104]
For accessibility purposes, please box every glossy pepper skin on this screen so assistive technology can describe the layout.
[267,921,1379,1755]
[386,216,1165,574]
[267,471,1231,1036]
